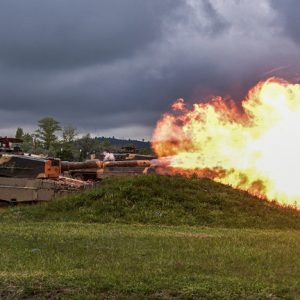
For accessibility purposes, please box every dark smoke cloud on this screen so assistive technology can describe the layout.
[0,0,176,70]
[0,0,300,139]
[270,0,300,45]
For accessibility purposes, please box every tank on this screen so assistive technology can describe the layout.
[0,138,155,203]
[0,138,91,203]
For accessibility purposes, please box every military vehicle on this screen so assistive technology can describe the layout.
[0,138,90,204]
[0,137,156,203]
[0,154,92,203]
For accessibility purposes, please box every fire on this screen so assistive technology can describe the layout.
[152,77,300,208]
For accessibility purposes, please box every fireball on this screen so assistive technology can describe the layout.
[152,78,300,208]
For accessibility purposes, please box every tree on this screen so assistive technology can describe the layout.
[76,134,92,160]
[139,147,154,155]
[101,140,111,150]
[35,117,61,150]
[62,126,78,143]
[56,143,75,161]
[76,134,105,160]
[15,127,24,139]
[22,133,34,152]
[57,125,78,161]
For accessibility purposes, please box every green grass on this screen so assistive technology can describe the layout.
[0,175,299,299]
[2,175,299,229]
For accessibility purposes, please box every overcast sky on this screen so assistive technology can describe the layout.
[0,0,300,140]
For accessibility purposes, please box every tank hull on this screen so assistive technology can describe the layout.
[0,177,86,203]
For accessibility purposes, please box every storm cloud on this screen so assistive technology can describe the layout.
[0,0,300,139]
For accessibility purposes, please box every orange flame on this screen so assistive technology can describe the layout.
[152,77,300,208]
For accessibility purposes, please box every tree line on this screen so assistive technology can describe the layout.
[15,117,150,161]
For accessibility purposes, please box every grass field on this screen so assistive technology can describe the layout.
[0,175,299,299]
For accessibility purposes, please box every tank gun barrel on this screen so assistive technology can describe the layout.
[103,160,151,168]
[62,159,151,171]
[61,160,103,171]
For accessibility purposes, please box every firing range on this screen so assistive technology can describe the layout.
[0,1,300,299]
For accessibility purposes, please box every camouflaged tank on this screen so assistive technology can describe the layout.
[0,154,91,204]
[0,137,90,204]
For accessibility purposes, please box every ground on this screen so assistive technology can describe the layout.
[0,175,299,299]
